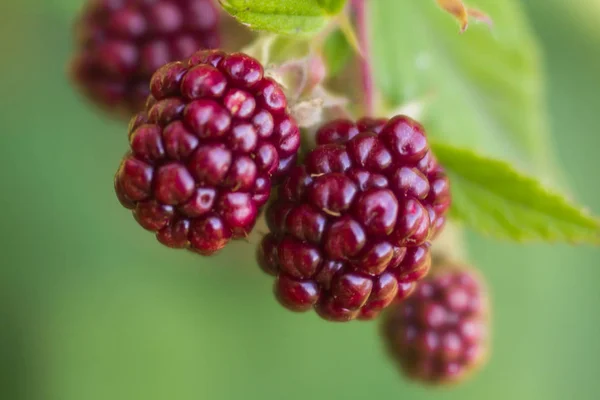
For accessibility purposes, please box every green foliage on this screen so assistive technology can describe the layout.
[433,142,600,243]
[219,0,342,35]
[366,0,599,243]
[369,0,557,180]
[317,0,348,14]
[323,29,353,75]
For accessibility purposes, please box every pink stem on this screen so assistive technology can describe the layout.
[352,0,374,117]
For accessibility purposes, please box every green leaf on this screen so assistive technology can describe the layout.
[323,29,353,76]
[219,0,331,35]
[432,142,600,243]
[317,0,348,14]
[370,0,559,183]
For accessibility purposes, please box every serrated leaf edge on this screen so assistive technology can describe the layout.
[433,142,600,244]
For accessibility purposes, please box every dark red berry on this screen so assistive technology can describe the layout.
[257,115,450,322]
[115,50,300,255]
[317,117,451,238]
[70,0,220,116]
[316,119,359,145]
[382,266,489,385]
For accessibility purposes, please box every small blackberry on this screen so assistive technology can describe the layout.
[70,0,220,115]
[257,116,451,321]
[115,49,300,255]
[382,265,489,385]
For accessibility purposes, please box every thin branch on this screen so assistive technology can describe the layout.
[352,0,374,117]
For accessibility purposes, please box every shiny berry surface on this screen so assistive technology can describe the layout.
[382,267,489,385]
[70,0,220,116]
[257,115,450,322]
[115,50,300,255]
[317,117,451,237]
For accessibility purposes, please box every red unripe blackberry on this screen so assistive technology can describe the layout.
[382,265,489,385]
[115,49,300,255]
[316,117,451,237]
[257,115,450,322]
[70,0,220,115]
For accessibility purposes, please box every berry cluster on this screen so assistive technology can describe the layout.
[115,49,300,255]
[256,116,451,321]
[70,0,220,115]
[382,266,489,384]
[64,0,496,387]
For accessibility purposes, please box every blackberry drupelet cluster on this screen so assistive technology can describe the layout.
[316,117,451,237]
[115,49,300,255]
[382,266,488,385]
[70,0,220,115]
[257,116,451,322]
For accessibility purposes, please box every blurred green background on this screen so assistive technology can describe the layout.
[1,1,599,399]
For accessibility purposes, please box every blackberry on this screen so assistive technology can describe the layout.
[257,115,450,321]
[115,49,300,255]
[382,265,489,385]
[316,117,451,237]
[70,0,220,115]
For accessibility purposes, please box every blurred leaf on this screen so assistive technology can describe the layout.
[317,0,348,14]
[219,0,331,35]
[534,0,600,40]
[337,12,362,56]
[323,29,353,75]
[370,0,558,182]
[433,142,600,243]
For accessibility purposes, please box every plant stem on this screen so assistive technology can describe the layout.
[352,0,374,117]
